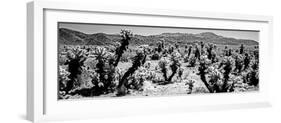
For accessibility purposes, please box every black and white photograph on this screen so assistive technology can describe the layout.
[58,22,259,100]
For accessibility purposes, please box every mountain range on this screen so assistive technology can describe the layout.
[58,28,258,46]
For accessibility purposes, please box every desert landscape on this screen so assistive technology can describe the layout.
[57,24,259,100]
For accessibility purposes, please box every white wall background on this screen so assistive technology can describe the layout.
[0,0,280,123]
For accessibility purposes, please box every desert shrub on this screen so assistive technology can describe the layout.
[168,46,174,54]
[125,66,155,91]
[125,76,143,91]
[185,79,195,94]
[120,51,136,62]
[58,66,70,94]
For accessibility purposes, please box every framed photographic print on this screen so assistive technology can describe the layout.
[27,0,273,122]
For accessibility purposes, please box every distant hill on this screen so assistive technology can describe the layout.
[59,28,259,46]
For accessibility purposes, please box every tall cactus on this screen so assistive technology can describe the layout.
[158,53,180,84]
[243,53,250,70]
[239,44,244,54]
[113,30,132,67]
[159,60,168,81]
[221,58,233,92]
[117,52,146,96]
[194,45,201,60]
[206,43,213,60]
[64,48,87,93]
[198,59,213,93]
[167,54,180,82]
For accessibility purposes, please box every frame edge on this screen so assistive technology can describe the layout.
[27,1,34,122]
[27,0,274,122]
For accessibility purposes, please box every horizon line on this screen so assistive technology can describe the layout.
[59,27,258,41]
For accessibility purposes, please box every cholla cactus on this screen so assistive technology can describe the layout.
[243,53,251,70]
[234,54,243,73]
[188,54,197,67]
[85,30,138,96]
[113,30,132,67]
[87,47,116,95]
[187,45,192,57]
[157,53,181,84]
[246,60,259,86]
[198,56,213,92]
[239,44,244,54]
[200,55,211,65]
[168,53,181,82]
[208,68,222,85]
[198,56,235,93]
[220,56,234,92]
[157,40,165,53]
[194,44,201,60]
[92,47,107,82]
[117,51,146,96]
[253,45,259,60]
[127,66,155,91]
[183,54,189,63]
[58,66,70,94]
[158,58,168,81]
[199,41,204,54]
[206,43,214,60]
[63,47,87,94]
[152,53,161,60]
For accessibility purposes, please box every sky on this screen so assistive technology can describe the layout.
[59,22,259,41]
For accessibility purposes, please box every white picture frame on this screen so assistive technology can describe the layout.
[27,0,273,122]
